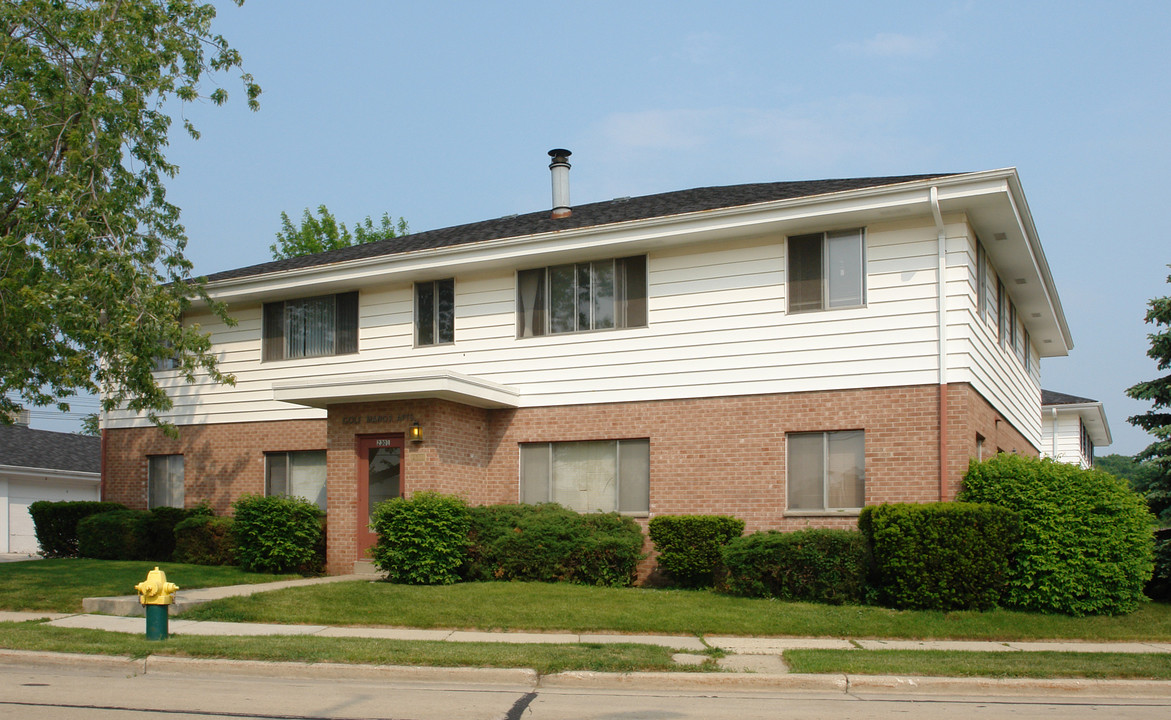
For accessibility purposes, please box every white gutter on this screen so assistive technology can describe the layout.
[0,465,101,482]
[930,186,947,385]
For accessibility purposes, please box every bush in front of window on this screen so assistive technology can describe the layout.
[28,501,128,558]
[719,529,870,604]
[173,515,237,566]
[370,492,471,585]
[232,494,325,574]
[462,503,644,587]
[858,502,1020,611]
[961,454,1155,615]
[648,515,745,588]
[77,509,154,560]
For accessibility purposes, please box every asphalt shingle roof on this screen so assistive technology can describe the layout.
[1042,389,1099,406]
[205,174,955,284]
[0,424,101,474]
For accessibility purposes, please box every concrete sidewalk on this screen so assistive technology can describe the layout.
[5,610,1169,657]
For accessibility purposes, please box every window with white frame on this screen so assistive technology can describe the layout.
[148,455,184,509]
[787,229,866,312]
[787,431,865,511]
[263,292,358,361]
[415,279,454,346]
[516,256,647,337]
[265,451,327,511]
[976,241,988,320]
[997,280,1007,347]
[519,439,649,514]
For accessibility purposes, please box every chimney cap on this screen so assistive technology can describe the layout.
[548,148,572,161]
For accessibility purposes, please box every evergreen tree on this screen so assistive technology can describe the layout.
[1127,266,1171,523]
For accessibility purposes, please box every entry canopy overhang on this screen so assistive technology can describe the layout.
[272,369,521,410]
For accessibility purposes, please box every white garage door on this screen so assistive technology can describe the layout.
[8,480,100,554]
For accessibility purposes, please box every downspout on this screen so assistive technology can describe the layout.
[1051,407,1058,459]
[931,187,948,500]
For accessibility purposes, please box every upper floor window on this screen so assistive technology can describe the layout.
[788,229,865,313]
[976,240,988,320]
[415,279,454,346]
[263,292,358,361]
[996,280,1007,347]
[517,256,647,337]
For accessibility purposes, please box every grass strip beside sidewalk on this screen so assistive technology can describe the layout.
[180,581,1171,642]
[0,621,690,674]
[785,649,1171,680]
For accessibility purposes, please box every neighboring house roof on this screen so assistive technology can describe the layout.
[204,174,955,284]
[1041,389,1112,447]
[1041,389,1099,406]
[0,424,101,475]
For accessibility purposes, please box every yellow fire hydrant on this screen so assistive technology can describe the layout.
[135,567,178,640]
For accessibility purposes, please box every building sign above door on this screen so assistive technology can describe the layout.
[340,413,417,426]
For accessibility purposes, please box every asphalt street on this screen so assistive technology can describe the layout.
[2,659,1170,720]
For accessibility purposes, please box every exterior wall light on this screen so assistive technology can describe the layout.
[408,422,424,443]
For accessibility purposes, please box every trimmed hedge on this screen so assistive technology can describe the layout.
[28,501,127,557]
[232,494,324,574]
[173,515,237,566]
[371,492,471,585]
[648,514,745,588]
[77,509,153,560]
[960,454,1155,615]
[720,529,869,604]
[463,503,644,586]
[858,502,1020,611]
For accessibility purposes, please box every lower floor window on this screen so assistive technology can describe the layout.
[266,450,327,511]
[520,439,649,514]
[787,431,865,511]
[148,455,184,509]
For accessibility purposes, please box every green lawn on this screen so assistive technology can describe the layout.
[181,580,1171,642]
[0,621,688,674]
[785,649,1171,679]
[0,559,300,613]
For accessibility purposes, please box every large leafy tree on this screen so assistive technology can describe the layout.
[1127,267,1171,523]
[271,205,408,259]
[0,0,259,427]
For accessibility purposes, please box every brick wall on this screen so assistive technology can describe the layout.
[102,419,327,513]
[102,382,1037,576]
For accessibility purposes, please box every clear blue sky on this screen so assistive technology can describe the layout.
[26,1,1171,456]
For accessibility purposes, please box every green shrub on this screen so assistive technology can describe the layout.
[173,515,237,566]
[463,504,644,586]
[960,454,1155,615]
[232,494,324,574]
[720,529,869,604]
[371,492,471,585]
[28,501,127,558]
[858,502,1020,611]
[77,509,153,560]
[573,512,646,587]
[648,514,745,587]
[144,506,207,561]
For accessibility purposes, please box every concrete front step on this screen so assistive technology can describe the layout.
[82,574,370,617]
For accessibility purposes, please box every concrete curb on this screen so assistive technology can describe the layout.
[3,649,1170,698]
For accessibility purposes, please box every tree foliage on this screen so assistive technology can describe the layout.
[270,205,408,260]
[0,0,258,427]
[1127,267,1171,524]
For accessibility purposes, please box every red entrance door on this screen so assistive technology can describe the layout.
[356,435,403,555]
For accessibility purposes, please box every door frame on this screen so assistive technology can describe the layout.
[355,434,405,555]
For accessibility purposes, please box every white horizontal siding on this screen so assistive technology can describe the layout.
[944,225,1042,447]
[107,216,1038,434]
